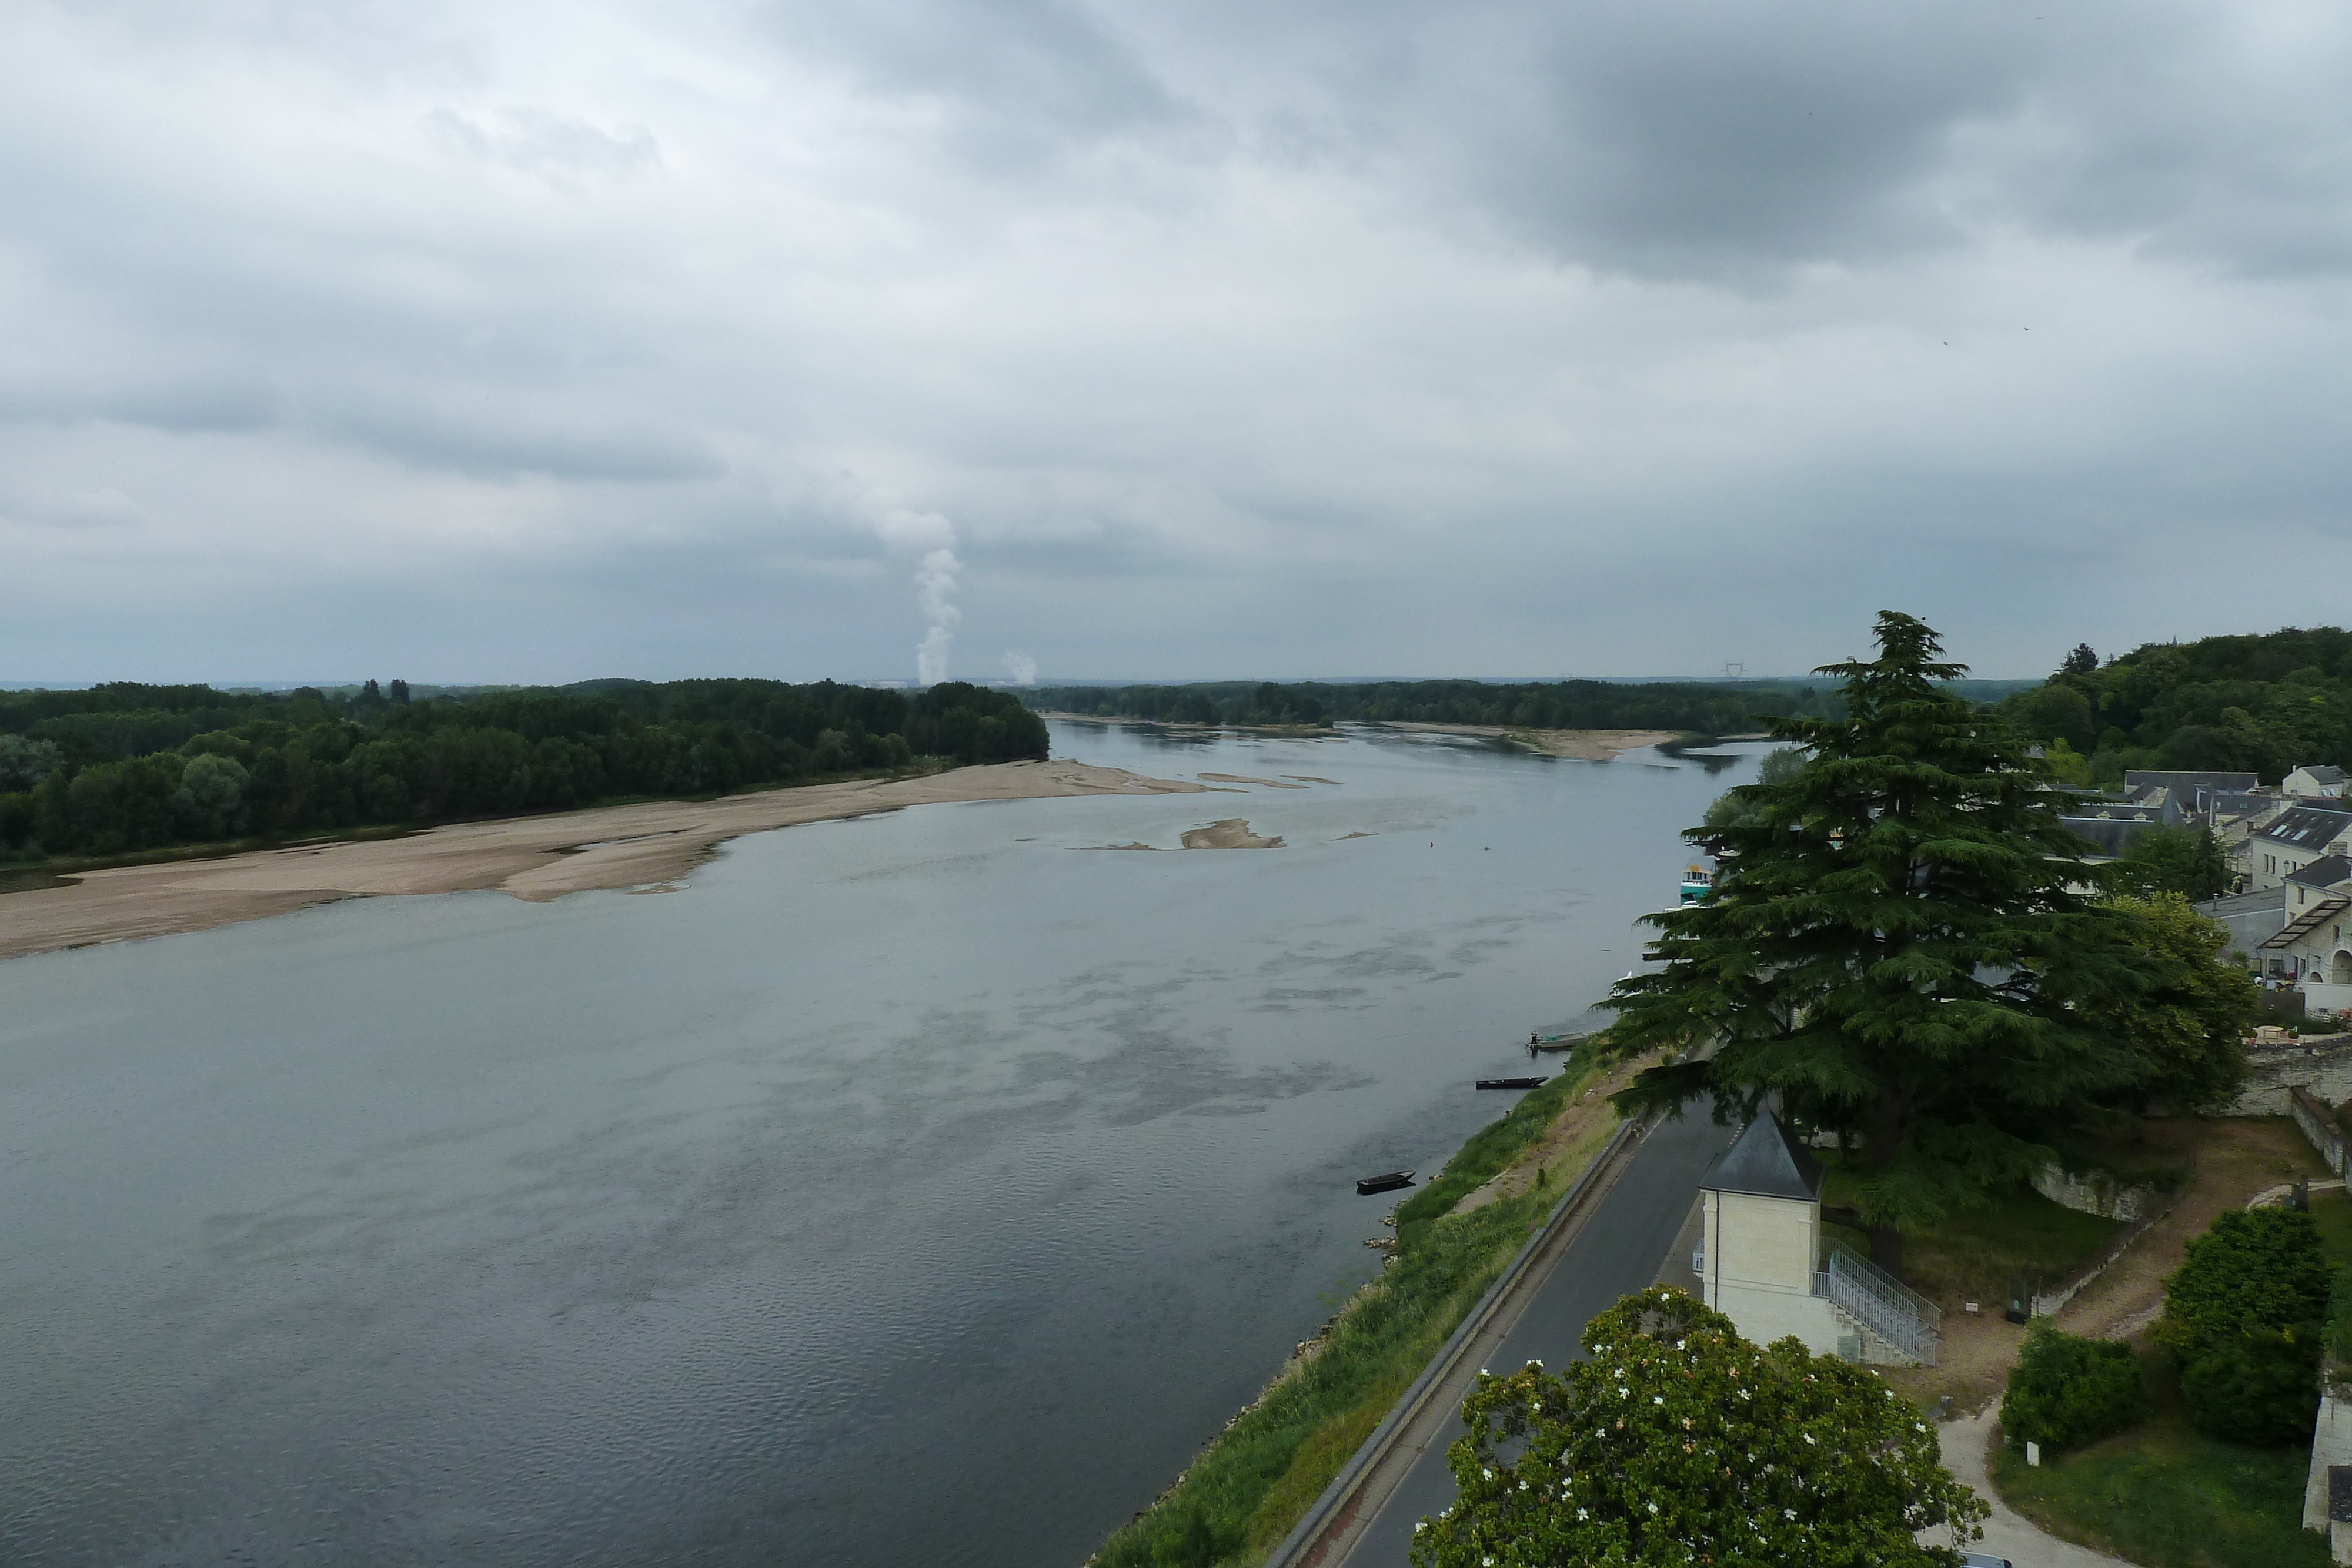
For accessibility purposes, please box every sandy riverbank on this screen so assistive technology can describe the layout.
[1376,723,1683,760]
[0,759,1206,962]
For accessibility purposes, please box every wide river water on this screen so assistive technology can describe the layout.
[0,721,1759,1567]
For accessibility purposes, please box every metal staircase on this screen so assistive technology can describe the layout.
[1816,1242,1940,1365]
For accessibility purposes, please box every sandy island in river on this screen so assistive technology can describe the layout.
[1376,723,1683,760]
[0,758,1207,962]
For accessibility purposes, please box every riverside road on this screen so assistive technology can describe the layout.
[1315,1109,1739,1567]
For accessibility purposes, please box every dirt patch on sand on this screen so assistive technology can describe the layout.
[1378,723,1682,761]
[1181,819,1285,850]
[0,759,1207,962]
[1198,773,1307,788]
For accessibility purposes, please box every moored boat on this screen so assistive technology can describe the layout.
[1475,1075,1546,1091]
[1356,1171,1415,1195]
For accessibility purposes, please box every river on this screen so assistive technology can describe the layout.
[0,721,1759,1566]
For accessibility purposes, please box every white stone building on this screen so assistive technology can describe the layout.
[1693,1115,1939,1366]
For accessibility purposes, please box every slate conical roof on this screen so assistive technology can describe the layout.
[1698,1113,1823,1202]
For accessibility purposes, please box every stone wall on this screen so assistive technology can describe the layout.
[2225,1033,2352,1116]
[2293,1085,2350,1179]
[2030,1162,2160,1223]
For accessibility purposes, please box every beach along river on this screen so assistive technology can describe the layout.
[0,721,1760,1567]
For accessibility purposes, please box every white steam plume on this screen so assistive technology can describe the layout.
[1001,651,1038,686]
[873,508,960,686]
[913,546,961,685]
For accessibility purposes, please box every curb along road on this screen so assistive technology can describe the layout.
[1262,1114,1650,1568]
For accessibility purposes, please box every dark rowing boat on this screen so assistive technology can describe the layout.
[1476,1075,1546,1091]
[1355,1171,1415,1195]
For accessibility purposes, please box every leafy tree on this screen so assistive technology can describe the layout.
[2094,894,2255,1114]
[1999,1322,2149,1453]
[171,753,250,840]
[2158,1205,2328,1445]
[2157,1207,2330,1359]
[2176,1332,2320,1446]
[388,678,411,704]
[0,734,64,790]
[2113,823,2233,900]
[1699,747,1805,838]
[1604,612,2171,1270]
[2040,737,2094,787]
[2002,681,2097,754]
[2062,642,2100,677]
[1411,1285,1986,1567]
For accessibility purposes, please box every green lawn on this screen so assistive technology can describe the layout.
[1818,1164,2123,1305]
[1992,1353,2327,1568]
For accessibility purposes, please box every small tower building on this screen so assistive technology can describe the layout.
[1696,1114,1840,1356]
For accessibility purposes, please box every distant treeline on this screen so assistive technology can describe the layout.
[1999,626,2352,784]
[1024,678,1859,733]
[0,678,1046,861]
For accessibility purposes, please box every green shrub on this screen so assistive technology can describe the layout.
[2000,1322,2151,1452]
[2158,1206,2328,1447]
[2179,1333,2321,1447]
[2157,1208,2330,1360]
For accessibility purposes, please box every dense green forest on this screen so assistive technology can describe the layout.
[0,678,1046,862]
[1024,677,2032,733]
[1999,627,2352,784]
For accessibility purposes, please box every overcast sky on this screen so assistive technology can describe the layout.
[5,1,2350,686]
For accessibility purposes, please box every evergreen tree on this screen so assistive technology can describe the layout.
[2061,641,2099,676]
[1604,612,2171,1271]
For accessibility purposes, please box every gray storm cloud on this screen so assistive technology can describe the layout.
[4,0,2351,682]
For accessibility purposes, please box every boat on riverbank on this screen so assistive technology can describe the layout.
[1355,1171,1415,1195]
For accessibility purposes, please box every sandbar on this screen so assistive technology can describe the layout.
[1377,723,1682,760]
[0,759,1206,962]
[1197,773,1306,789]
[1180,819,1284,850]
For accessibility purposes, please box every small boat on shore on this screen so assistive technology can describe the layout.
[1356,1171,1416,1195]
[1476,1075,1546,1091]
[1530,1031,1585,1054]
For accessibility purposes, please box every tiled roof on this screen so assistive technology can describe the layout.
[2287,855,2352,890]
[2254,806,2352,848]
[1699,1114,1824,1201]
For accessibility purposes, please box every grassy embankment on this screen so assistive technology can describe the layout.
[1986,1188,2352,1568]
[1817,1160,2127,1305]
[1088,1048,1623,1568]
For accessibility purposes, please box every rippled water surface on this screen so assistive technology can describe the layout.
[0,722,1759,1567]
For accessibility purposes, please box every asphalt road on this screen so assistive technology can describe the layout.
[1325,1109,1738,1567]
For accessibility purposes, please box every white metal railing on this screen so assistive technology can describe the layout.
[1823,1243,1939,1365]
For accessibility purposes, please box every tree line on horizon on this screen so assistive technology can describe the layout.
[1023,676,1890,733]
[2000,624,2352,784]
[0,677,1046,862]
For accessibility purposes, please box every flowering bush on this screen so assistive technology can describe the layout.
[1411,1286,1987,1567]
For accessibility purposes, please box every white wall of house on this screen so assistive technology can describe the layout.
[2246,833,2352,891]
[1699,1189,1840,1355]
[2286,767,2348,799]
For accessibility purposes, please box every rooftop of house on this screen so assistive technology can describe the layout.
[1699,1114,1824,1202]
[2197,885,2286,917]
[2287,854,2352,891]
[2124,769,2261,793]
[2254,805,2352,848]
[2295,765,2348,786]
